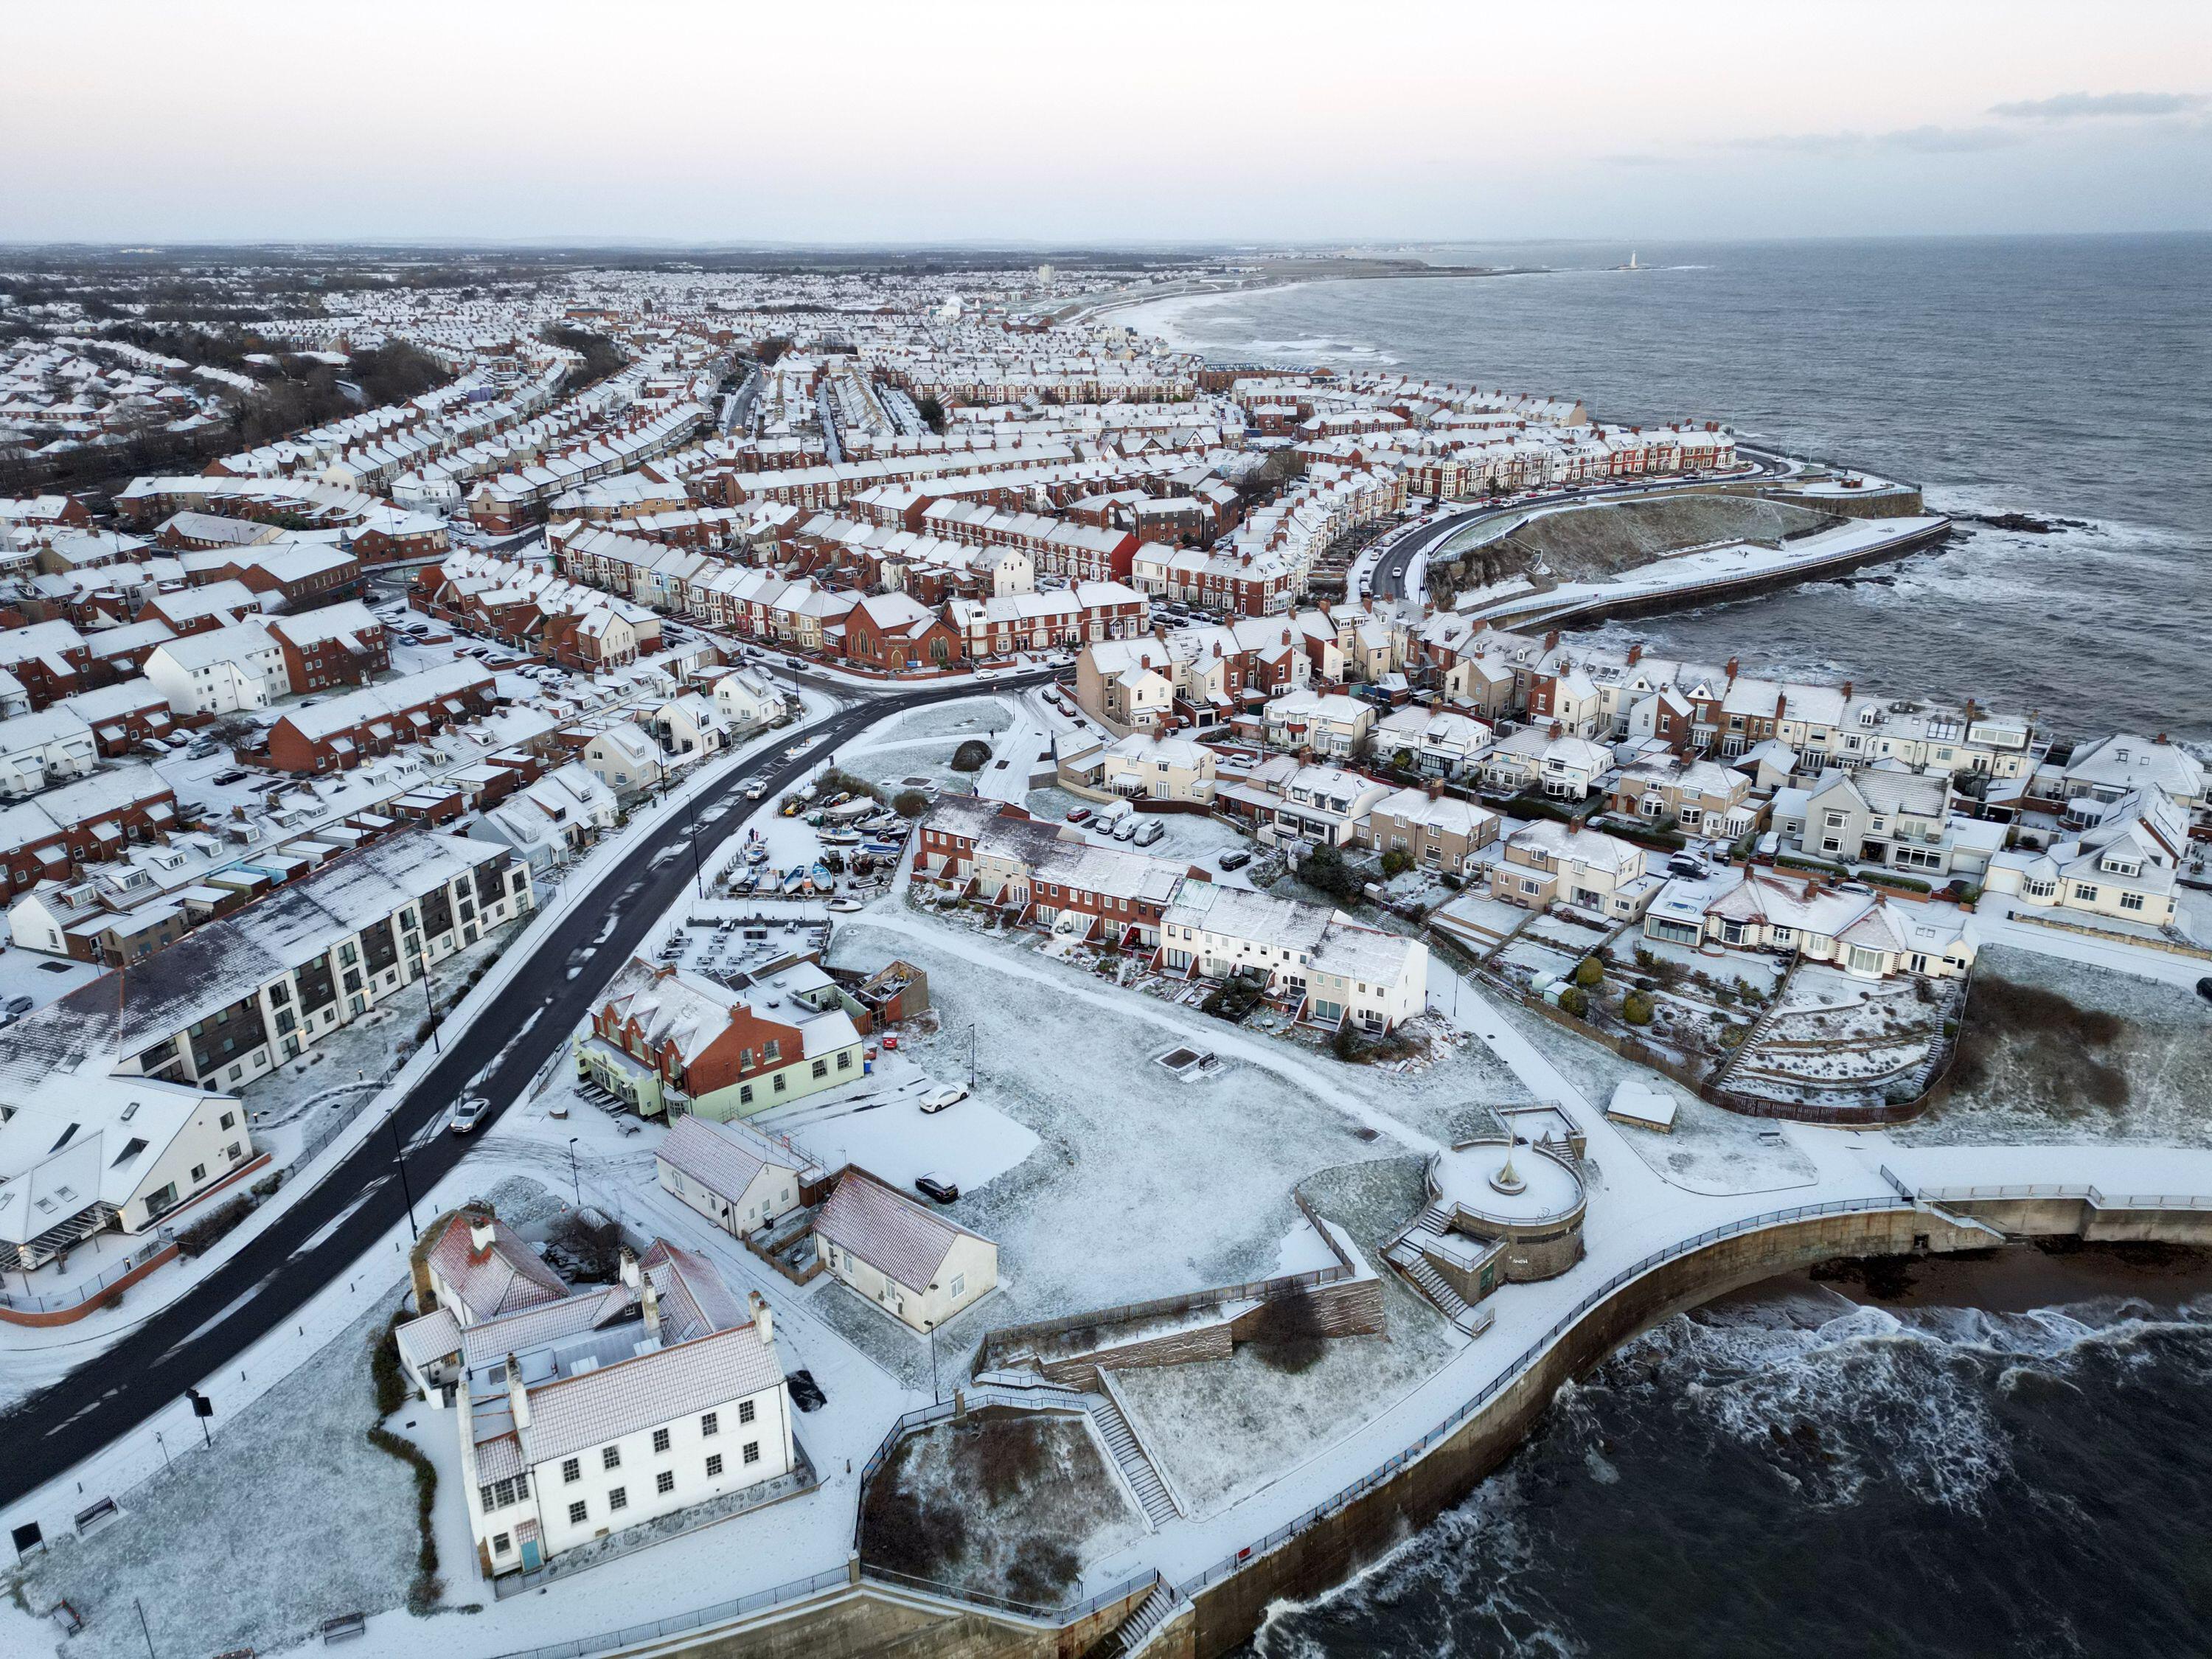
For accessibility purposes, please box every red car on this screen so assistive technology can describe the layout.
[1065,806,1093,824]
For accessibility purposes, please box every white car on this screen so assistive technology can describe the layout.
[919,1085,967,1114]
[451,1095,490,1135]
[744,779,768,800]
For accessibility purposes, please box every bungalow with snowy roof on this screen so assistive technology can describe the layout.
[420,1241,794,1577]
[655,1115,819,1239]
[1983,788,2187,929]
[1650,867,1977,980]
[468,761,619,871]
[2053,734,2206,824]
[578,954,864,1121]
[1057,729,1218,807]
[1489,818,1658,921]
[815,1166,997,1333]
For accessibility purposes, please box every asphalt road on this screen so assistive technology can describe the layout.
[0,672,1048,1509]
[1368,464,1790,603]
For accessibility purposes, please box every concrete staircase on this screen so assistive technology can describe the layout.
[1099,1580,1183,1658]
[1385,1234,1493,1336]
[1085,1393,1180,1530]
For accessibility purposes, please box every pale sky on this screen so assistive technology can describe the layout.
[4,0,2208,245]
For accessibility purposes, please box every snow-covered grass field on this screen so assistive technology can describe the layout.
[819,914,1531,1366]
[1897,947,2212,1147]
[8,1290,420,1659]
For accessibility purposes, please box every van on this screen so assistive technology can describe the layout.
[1133,819,1164,847]
[1113,815,1141,842]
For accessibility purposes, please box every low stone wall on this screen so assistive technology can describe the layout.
[1034,1318,1235,1390]
[1226,1276,1387,1344]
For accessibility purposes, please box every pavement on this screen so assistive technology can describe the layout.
[0,670,1051,1510]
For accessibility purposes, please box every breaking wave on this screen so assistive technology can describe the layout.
[1242,1284,2212,1659]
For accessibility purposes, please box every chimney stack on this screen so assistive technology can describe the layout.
[1842,681,1853,700]
[1725,657,1739,683]
[619,1247,640,1290]
[504,1353,531,1430]
[641,1273,662,1343]
[1627,644,1642,666]
[748,1290,775,1347]
[468,1214,495,1255]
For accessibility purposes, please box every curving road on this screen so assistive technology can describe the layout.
[1368,463,1790,604]
[0,673,1048,1509]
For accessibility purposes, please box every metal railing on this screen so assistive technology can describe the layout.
[1178,1192,1916,1596]
[484,1566,855,1659]
[0,1237,170,1315]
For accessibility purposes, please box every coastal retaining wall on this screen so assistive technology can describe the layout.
[602,1200,2212,1659]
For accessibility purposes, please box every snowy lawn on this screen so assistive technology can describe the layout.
[7,1290,421,1659]
[860,1410,1141,1607]
[1611,1089,1820,1196]
[1108,1158,1465,1519]
[821,917,1528,1355]
[836,740,975,800]
[1896,947,2212,1147]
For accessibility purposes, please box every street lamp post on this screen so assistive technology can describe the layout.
[567,1136,581,1210]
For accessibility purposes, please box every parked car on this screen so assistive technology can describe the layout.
[1133,819,1164,847]
[1113,815,1141,841]
[915,1173,959,1205]
[1065,805,1093,824]
[1219,849,1253,872]
[919,1085,967,1114]
[3,995,33,1018]
[451,1095,490,1135]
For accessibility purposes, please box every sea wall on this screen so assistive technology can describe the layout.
[608,1199,2212,1659]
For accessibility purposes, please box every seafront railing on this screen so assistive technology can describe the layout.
[1178,1191,1915,1596]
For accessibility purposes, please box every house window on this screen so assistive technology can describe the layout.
[950,1273,965,1299]
[608,1486,627,1512]
[563,1458,581,1484]
[701,1412,719,1436]
[493,1533,511,1555]
[2073,883,2099,902]
[2121,891,2146,911]
[653,1427,671,1453]
[657,1470,675,1495]
[743,1441,760,1466]
[737,1399,755,1425]
[811,1059,827,1079]
[706,1454,723,1478]
[602,1447,620,1471]
[568,1500,588,1526]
